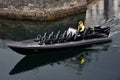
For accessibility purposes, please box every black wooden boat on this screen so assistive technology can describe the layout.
[7,26,112,55]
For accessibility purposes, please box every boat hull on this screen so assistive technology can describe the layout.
[7,37,112,55]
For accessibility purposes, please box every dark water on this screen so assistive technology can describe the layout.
[0,0,120,80]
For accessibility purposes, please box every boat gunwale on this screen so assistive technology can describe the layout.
[7,37,112,49]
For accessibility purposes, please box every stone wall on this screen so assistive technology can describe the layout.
[0,0,87,20]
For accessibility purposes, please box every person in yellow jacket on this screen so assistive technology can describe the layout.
[77,21,86,39]
[78,21,85,33]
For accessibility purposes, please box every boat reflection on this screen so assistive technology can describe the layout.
[9,44,110,75]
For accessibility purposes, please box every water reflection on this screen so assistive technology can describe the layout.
[104,0,114,20]
[9,48,84,75]
[1,0,119,41]
[114,0,120,18]
[85,0,115,27]
[9,44,110,75]
[0,0,120,41]
[63,43,110,71]
[0,12,86,41]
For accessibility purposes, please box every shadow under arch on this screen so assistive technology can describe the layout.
[9,44,110,75]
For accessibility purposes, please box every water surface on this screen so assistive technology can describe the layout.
[0,0,120,80]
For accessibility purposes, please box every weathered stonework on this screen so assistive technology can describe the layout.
[0,0,88,21]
